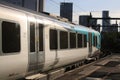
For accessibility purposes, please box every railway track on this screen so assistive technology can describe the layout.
[55,54,120,80]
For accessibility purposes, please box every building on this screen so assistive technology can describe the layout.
[110,21,118,32]
[89,19,100,32]
[1,0,24,6]
[79,14,101,32]
[0,0,44,12]
[102,11,111,32]
[79,15,91,27]
[60,2,73,22]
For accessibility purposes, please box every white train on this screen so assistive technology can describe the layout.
[0,2,101,80]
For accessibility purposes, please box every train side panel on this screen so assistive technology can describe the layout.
[0,3,101,80]
[55,48,88,68]
[43,24,89,70]
[0,6,28,79]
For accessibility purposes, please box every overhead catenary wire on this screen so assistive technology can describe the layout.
[50,0,60,5]
[47,0,60,14]
[50,0,87,13]
[74,3,87,12]
[47,0,89,23]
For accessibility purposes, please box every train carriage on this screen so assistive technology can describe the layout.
[0,2,101,80]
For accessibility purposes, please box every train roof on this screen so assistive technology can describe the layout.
[54,20,99,34]
[0,1,100,35]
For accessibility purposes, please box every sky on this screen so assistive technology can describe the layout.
[44,0,120,24]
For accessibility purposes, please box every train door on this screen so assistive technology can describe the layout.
[36,23,44,71]
[88,32,92,57]
[28,17,44,73]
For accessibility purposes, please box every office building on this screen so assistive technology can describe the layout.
[60,2,73,22]
[111,21,118,32]
[102,11,111,32]
[79,15,91,27]
[79,15,101,32]
[0,0,44,12]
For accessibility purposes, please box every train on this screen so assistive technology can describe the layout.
[0,2,101,80]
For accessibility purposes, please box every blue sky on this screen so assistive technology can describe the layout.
[45,0,120,15]
[44,0,120,24]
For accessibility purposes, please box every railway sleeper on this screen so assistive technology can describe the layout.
[65,60,85,72]
[25,73,47,80]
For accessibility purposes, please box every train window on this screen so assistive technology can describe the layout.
[99,35,101,46]
[93,36,97,47]
[50,29,58,50]
[30,22,35,52]
[93,36,96,46]
[2,21,20,53]
[70,32,76,48]
[39,24,43,51]
[96,36,97,46]
[60,31,68,49]
[77,33,82,48]
[83,34,87,47]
